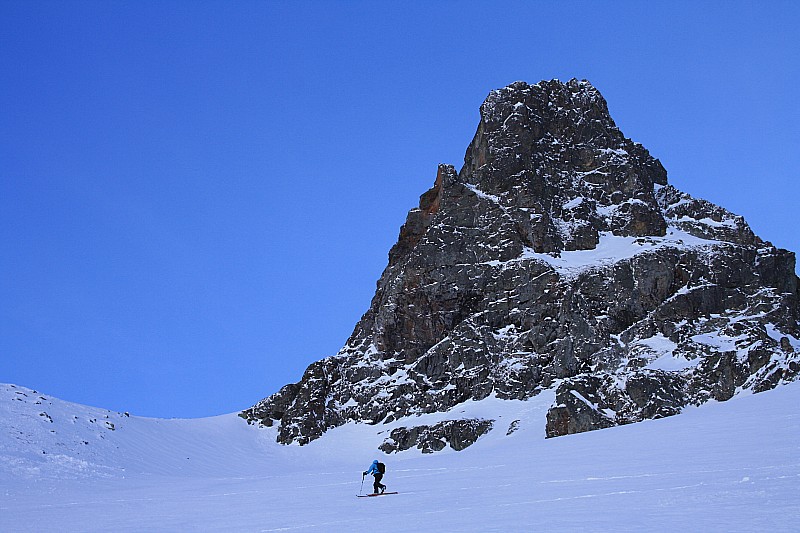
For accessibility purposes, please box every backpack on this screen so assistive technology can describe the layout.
[377,461,386,474]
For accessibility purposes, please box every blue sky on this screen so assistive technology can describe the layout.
[2,1,798,418]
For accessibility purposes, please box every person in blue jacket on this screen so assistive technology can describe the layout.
[363,460,386,494]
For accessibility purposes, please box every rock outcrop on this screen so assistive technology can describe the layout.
[242,79,800,449]
[378,419,494,454]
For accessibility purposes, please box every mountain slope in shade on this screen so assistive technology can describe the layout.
[242,79,800,449]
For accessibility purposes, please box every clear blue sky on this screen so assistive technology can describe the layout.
[2,1,798,418]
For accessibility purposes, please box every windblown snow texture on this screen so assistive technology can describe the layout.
[242,79,800,449]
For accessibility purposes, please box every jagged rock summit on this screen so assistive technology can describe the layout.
[242,79,800,451]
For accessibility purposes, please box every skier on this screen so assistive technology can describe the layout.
[363,459,386,494]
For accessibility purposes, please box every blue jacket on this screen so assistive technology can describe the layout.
[364,460,380,476]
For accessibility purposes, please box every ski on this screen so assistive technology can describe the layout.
[357,492,398,497]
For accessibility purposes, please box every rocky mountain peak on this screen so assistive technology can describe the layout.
[476,78,616,155]
[464,78,671,255]
[242,79,799,451]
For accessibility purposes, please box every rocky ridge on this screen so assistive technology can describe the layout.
[242,79,800,450]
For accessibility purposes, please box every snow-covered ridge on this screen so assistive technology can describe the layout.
[0,383,284,479]
[500,227,721,277]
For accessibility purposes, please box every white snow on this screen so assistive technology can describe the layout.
[766,324,800,351]
[340,398,359,409]
[518,228,720,277]
[675,215,738,229]
[598,148,628,156]
[634,334,698,371]
[492,324,518,340]
[645,353,697,372]
[691,331,740,352]
[562,197,585,210]
[2,381,799,532]
[465,183,502,205]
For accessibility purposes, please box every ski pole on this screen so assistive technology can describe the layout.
[360,473,365,495]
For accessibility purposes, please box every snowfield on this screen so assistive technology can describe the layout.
[1,382,798,532]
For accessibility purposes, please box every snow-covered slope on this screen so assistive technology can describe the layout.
[2,382,798,532]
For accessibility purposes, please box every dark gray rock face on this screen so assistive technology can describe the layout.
[378,419,494,454]
[242,79,800,448]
